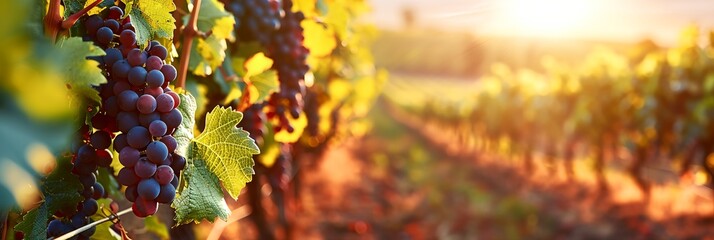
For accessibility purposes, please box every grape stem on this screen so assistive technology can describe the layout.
[50,208,133,240]
[176,0,204,89]
[62,0,103,30]
[44,0,63,42]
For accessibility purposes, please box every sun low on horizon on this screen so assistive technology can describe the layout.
[496,0,594,38]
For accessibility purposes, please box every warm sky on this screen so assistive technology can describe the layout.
[367,0,714,46]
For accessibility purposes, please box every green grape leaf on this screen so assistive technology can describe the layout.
[96,168,120,199]
[192,106,260,199]
[172,158,230,225]
[57,37,107,103]
[62,0,114,19]
[14,204,48,240]
[188,0,235,76]
[174,92,198,158]
[126,0,176,48]
[144,215,170,239]
[247,70,279,104]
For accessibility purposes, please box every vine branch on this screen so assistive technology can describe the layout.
[62,0,103,30]
[176,0,203,89]
[51,208,133,240]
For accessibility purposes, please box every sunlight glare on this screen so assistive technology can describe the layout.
[502,0,592,37]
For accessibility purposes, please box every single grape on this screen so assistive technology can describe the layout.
[132,197,158,217]
[155,93,175,113]
[156,183,176,203]
[96,27,114,45]
[161,109,183,130]
[82,198,99,215]
[90,131,111,150]
[166,91,181,108]
[92,182,105,199]
[127,48,147,67]
[154,166,174,185]
[149,120,167,137]
[161,64,177,82]
[135,158,157,178]
[128,66,148,87]
[112,60,131,80]
[112,80,131,96]
[127,126,151,149]
[47,219,66,236]
[78,172,96,187]
[77,144,96,163]
[119,29,136,46]
[117,167,140,186]
[103,48,123,68]
[81,185,94,199]
[119,147,141,167]
[70,213,88,229]
[85,15,104,36]
[95,149,113,168]
[146,70,165,88]
[116,111,139,133]
[104,19,121,34]
[113,133,128,152]
[137,94,157,114]
[171,154,186,172]
[125,185,138,202]
[146,56,163,71]
[149,45,168,60]
[146,141,168,164]
[160,135,177,153]
[137,178,161,199]
[107,6,124,20]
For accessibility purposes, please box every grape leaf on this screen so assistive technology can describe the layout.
[247,70,279,104]
[62,0,114,19]
[192,106,260,199]
[144,215,169,239]
[126,0,176,48]
[57,37,107,103]
[14,204,48,240]
[302,20,336,57]
[173,92,198,158]
[172,158,229,225]
[188,0,235,76]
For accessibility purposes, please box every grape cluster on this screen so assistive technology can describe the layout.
[265,1,309,133]
[225,0,282,45]
[303,87,320,137]
[237,103,267,143]
[87,6,185,217]
[46,126,112,239]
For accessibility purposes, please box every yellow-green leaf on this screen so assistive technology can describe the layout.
[126,0,176,48]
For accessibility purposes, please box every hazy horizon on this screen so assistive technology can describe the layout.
[367,0,714,46]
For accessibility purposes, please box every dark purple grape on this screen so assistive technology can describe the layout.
[120,29,137,46]
[104,19,120,33]
[171,175,179,188]
[79,172,96,187]
[149,120,167,137]
[91,112,109,130]
[122,23,135,32]
[90,131,111,150]
[166,91,181,108]
[149,45,168,60]
[155,93,175,113]
[107,6,124,20]
[160,135,177,153]
[128,66,147,86]
[77,144,96,163]
[85,15,104,36]
[154,166,174,185]
[82,198,99,215]
[103,48,123,68]
[125,185,138,202]
[95,149,113,167]
[119,147,141,167]
[171,154,186,172]
[135,158,157,178]
[118,90,139,112]
[146,70,164,88]
[112,60,131,80]
[116,111,139,133]
[47,219,66,236]
[104,96,119,116]
[112,80,131,96]
[127,126,151,149]
[137,94,157,114]
[139,112,161,128]
[114,133,128,152]
[70,213,88,228]
[137,178,160,199]
[160,64,177,82]
[146,56,163,71]
[117,167,140,186]
[161,109,182,130]
[81,186,94,199]
[127,48,147,67]
[146,141,168,164]
[96,27,114,45]
[132,197,158,217]
[92,182,105,199]
[156,183,176,203]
